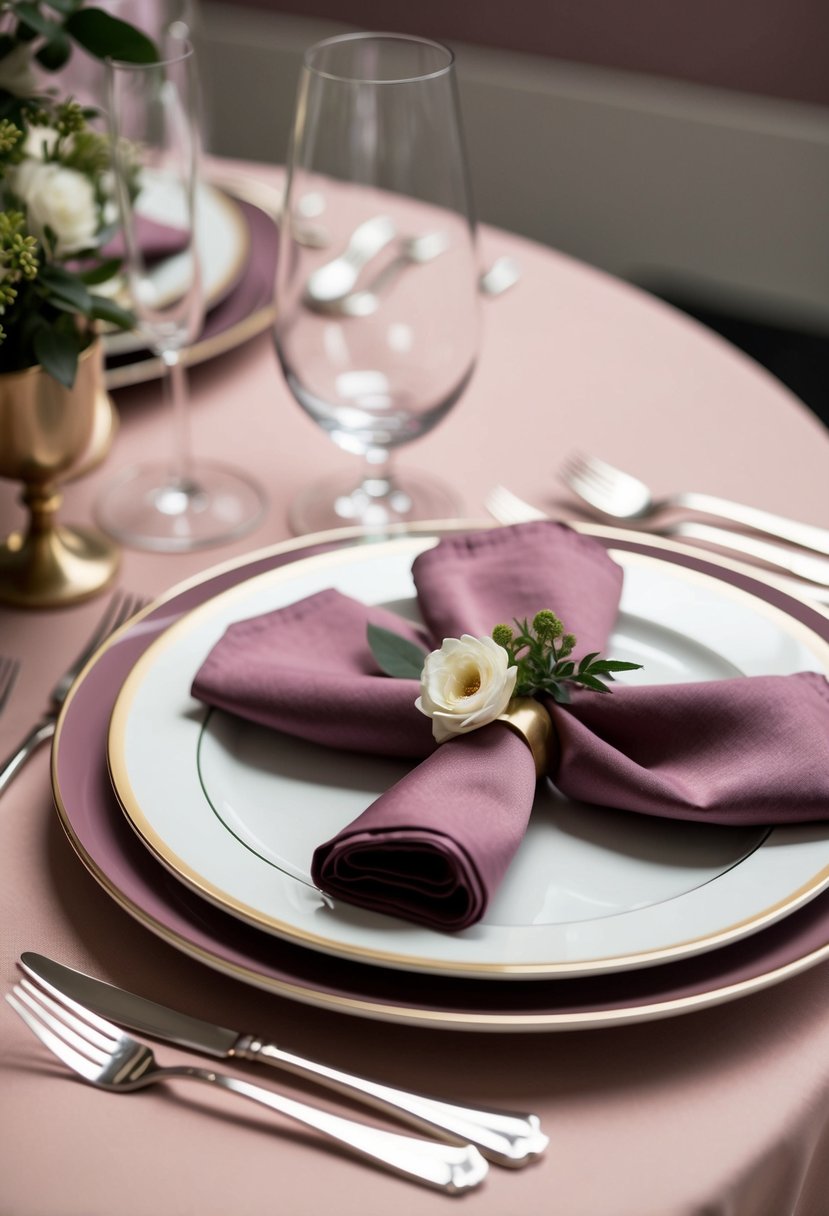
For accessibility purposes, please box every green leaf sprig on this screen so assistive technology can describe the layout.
[367,622,427,679]
[492,610,642,704]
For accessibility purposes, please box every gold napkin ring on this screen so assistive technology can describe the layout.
[497,696,555,777]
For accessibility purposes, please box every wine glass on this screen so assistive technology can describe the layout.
[95,38,265,551]
[275,32,479,533]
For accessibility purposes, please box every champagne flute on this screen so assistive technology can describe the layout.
[95,38,264,551]
[275,32,479,533]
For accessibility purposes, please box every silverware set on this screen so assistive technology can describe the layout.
[301,212,520,316]
[486,456,829,598]
[8,953,547,1193]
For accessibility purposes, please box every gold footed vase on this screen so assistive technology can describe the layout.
[0,340,120,608]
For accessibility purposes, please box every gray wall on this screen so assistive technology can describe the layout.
[198,4,829,332]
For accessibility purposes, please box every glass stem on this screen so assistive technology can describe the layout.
[360,447,394,499]
[162,348,194,490]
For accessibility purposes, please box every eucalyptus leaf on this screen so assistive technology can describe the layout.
[89,293,133,329]
[35,31,72,71]
[38,265,93,313]
[79,257,121,285]
[367,623,427,680]
[64,8,158,63]
[15,2,65,40]
[32,324,82,388]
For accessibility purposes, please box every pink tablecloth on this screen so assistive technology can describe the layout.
[1,159,829,1216]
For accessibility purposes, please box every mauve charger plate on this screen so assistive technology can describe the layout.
[52,524,829,1031]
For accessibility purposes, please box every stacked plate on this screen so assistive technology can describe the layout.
[103,178,278,390]
[52,523,829,1031]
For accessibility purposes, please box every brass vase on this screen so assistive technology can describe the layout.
[0,340,120,608]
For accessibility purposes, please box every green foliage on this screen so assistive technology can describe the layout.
[0,0,158,385]
[367,623,427,679]
[492,614,643,703]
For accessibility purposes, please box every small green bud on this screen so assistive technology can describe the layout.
[491,623,514,649]
[532,609,563,641]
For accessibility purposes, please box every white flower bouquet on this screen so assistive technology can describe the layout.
[0,1,156,386]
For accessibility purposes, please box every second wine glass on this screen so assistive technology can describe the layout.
[275,32,479,533]
[96,39,264,551]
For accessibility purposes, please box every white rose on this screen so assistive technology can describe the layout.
[0,44,37,97]
[12,160,99,256]
[415,635,518,743]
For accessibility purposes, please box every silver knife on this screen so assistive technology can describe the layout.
[19,953,547,1167]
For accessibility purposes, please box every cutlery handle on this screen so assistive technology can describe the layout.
[679,492,829,557]
[0,719,55,796]
[235,1036,547,1167]
[667,522,829,586]
[171,1065,488,1193]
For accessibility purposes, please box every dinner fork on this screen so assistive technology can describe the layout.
[559,453,829,557]
[6,980,488,1194]
[0,658,20,718]
[0,590,146,797]
[484,485,829,603]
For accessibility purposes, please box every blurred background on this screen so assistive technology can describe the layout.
[104,0,829,429]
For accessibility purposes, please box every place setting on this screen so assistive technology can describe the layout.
[2,11,829,1212]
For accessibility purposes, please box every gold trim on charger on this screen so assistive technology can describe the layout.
[103,526,829,979]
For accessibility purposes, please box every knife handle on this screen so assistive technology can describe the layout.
[234,1036,548,1167]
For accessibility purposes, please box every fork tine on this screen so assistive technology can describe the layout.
[17,978,117,1052]
[6,990,103,1081]
[0,658,20,714]
[484,486,547,525]
[13,983,112,1063]
[18,972,123,1042]
[50,590,148,702]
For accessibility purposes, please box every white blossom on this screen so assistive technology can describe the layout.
[416,634,517,743]
[12,159,99,256]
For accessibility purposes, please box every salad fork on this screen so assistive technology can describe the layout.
[559,453,829,557]
[484,485,829,602]
[0,658,20,718]
[0,589,146,796]
[6,979,488,1194]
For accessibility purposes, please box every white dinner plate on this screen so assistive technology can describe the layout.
[107,535,829,980]
[103,181,249,356]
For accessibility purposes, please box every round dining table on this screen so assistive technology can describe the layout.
[1,158,828,1216]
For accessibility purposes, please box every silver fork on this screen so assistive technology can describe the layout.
[560,453,829,557]
[484,485,829,602]
[484,485,547,526]
[0,658,20,718]
[6,980,488,1194]
[0,590,146,797]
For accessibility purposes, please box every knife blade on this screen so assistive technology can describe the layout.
[19,953,547,1167]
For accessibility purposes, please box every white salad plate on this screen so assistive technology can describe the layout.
[107,535,829,980]
[103,180,249,356]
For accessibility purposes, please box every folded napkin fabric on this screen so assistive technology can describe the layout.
[191,522,829,931]
[102,215,189,264]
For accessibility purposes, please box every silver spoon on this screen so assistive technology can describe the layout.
[333,230,451,317]
[304,215,397,304]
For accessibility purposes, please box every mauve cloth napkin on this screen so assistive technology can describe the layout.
[191,523,829,930]
[103,216,188,263]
